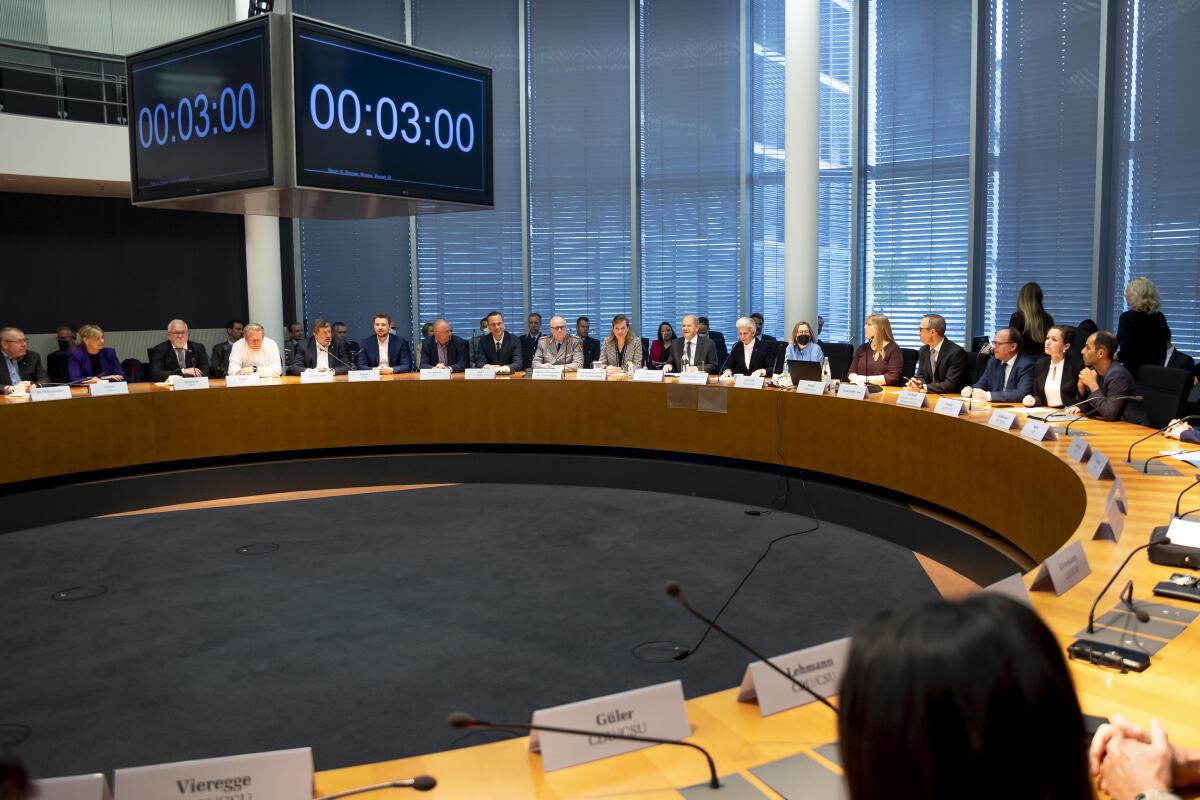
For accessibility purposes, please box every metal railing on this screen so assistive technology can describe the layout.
[0,38,127,125]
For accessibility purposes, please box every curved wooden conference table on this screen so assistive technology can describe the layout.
[4,373,1199,798]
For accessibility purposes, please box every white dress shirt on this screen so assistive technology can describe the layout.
[742,339,755,370]
[377,339,390,369]
[227,337,283,377]
[1044,358,1064,407]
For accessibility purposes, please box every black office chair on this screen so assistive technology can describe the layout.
[1137,365,1191,429]
[822,342,853,381]
[965,352,991,385]
[901,348,919,380]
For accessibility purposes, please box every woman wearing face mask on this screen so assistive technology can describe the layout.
[776,320,824,373]
[1022,324,1081,409]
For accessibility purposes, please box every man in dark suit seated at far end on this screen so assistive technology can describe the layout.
[148,319,210,381]
[906,313,967,394]
[289,317,352,375]
[1065,330,1149,426]
[963,326,1034,403]
[419,318,469,372]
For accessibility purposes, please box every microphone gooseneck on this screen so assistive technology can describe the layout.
[1087,539,1167,634]
[1127,415,1200,466]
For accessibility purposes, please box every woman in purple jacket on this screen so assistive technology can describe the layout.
[67,324,125,383]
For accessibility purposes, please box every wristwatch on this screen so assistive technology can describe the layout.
[1133,791,1179,800]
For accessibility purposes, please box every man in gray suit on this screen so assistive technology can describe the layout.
[664,314,719,374]
[532,316,583,371]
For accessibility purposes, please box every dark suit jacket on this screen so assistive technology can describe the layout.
[1117,309,1170,382]
[475,332,523,371]
[665,336,719,374]
[1030,356,1082,408]
[578,336,601,369]
[915,338,968,394]
[972,352,1036,402]
[1080,361,1149,425]
[721,340,776,376]
[67,346,122,382]
[289,336,352,375]
[419,334,469,372]
[519,334,542,370]
[707,331,729,364]
[355,334,413,372]
[148,340,210,381]
[1,350,48,391]
[1167,347,1195,374]
[210,340,233,379]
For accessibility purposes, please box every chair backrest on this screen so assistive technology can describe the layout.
[823,342,853,381]
[966,351,991,384]
[1137,365,1191,428]
[901,348,919,379]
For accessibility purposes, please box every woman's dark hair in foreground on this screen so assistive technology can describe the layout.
[0,752,34,800]
[837,594,1091,800]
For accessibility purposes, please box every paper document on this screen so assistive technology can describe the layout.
[1170,451,1200,466]
[1166,518,1200,549]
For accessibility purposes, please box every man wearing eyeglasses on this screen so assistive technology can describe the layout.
[907,314,968,394]
[531,316,583,371]
[148,319,211,381]
[962,327,1034,402]
[419,318,469,372]
[0,328,48,394]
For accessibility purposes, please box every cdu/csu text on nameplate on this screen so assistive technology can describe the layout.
[114,748,312,800]
[736,637,850,716]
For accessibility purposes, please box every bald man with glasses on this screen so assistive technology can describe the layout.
[0,328,47,394]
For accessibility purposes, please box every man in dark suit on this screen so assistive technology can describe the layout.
[209,319,244,379]
[906,313,967,394]
[664,314,719,374]
[333,321,360,365]
[148,319,211,381]
[356,313,412,373]
[721,317,776,377]
[520,313,544,369]
[288,317,352,375]
[750,312,777,343]
[576,316,601,369]
[420,319,469,372]
[1,327,48,394]
[697,316,728,364]
[475,311,523,373]
[964,327,1035,403]
[1067,330,1149,425]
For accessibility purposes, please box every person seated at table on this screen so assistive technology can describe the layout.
[67,324,124,384]
[357,313,413,374]
[665,315,719,374]
[1165,418,1200,444]
[1091,714,1200,800]
[1065,330,1149,425]
[697,316,727,364]
[776,320,824,374]
[1,327,48,394]
[596,314,645,373]
[838,593,1093,800]
[148,318,210,381]
[531,316,584,371]
[1022,324,1081,409]
[649,321,677,368]
[474,311,522,373]
[848,313,903,385]
[419,318,468,372]
[209,319,244,380]
[333,321,360,364]
[289,318,352,376]
[963,327,1034,403]
[721,316,774,378]
[575,316,601,368]
[227,322,283,377]
[906,313,967,394]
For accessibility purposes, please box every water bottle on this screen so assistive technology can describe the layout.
[821,357,832,387]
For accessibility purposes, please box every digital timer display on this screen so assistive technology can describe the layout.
[127,17,273,202]
[292,17,493,207]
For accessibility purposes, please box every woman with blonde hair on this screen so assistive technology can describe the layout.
[66,324,125,384]
[1009,281,1054,357]
[1117,276,1171,381]
[848,313,903,385]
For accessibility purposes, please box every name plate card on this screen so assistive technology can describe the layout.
[35,774,112,800]
[528,680,690,772]
[88,381,129,397]
[31,386,73,402]
[299,370,335,384]
[795,380,825,396]
[837,382,868,400]
[464,368,496,380]
[1087,449,1116,479]
[934,397,966,417]
[349,369,382,382]
[532,367,563,380]
[114,748,312,800]
[173,377,210,391]
[633,369,665,383]
[1020,418,1057,442]
[1106,476,1128,514]
[734,375,765,390]
[225,373,262,387]
[895,390,927,409]
[677,371,709,385]
[736,637,851,717]
[575,368,607,381]
[1030,539,1091,596]
[1093,494,1126,542]
[980,573,1034,608]
[989,409,1020,430]
[1067,435,1093,463]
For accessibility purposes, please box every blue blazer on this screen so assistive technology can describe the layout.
[972,353,1035,402]
[419,334,469,372]
[355,334,412,372]
[67,346,122,382]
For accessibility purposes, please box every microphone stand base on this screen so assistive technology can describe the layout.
[632,640,691,663]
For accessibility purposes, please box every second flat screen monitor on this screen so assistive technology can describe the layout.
[292,17,493,208]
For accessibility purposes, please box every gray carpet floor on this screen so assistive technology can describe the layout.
[0,482,938,778]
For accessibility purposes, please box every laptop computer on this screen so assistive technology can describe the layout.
[787,359,822,384]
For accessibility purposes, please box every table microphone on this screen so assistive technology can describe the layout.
[665,581,839,715]
[447,712,721,788]
[1086,540,1166,634]
[1126,415,1200,466]
[319,346,355,372]
[1175,475,1200,518]
[1119,579,1149,622]
[1064,394,1143,435]
[312,776,437,798]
